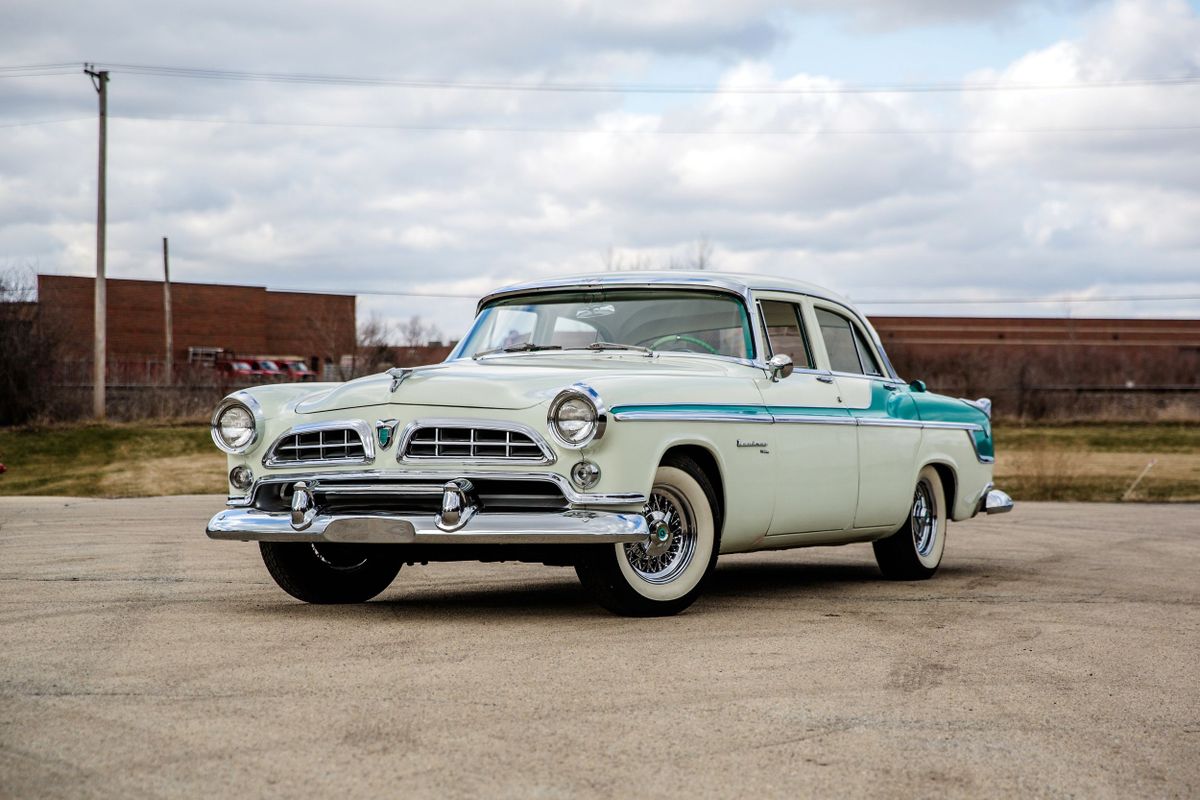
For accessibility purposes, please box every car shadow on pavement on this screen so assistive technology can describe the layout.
[224,556,993,621]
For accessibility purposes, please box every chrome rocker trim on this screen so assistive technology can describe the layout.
[207,507,649,545]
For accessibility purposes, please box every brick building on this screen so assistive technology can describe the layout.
[37,275,356,376]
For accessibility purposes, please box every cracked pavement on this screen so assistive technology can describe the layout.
[1,496,1197,798]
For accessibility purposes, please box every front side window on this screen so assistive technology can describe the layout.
[457,289,754,359]
[759,300,814,369]
[815,307,884,376]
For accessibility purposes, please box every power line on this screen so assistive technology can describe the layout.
[4,61,1199,94]
[0,116,94,129]
[105,113,1200,137]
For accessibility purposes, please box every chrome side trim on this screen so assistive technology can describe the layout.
[612,410,773,424]
[262,419,375,468]
[771,414,857,426]
[207,507,650,545]
[396,418,556,465]
[856,417,922,428]
[226,469,646,508]
[920,420,985,432]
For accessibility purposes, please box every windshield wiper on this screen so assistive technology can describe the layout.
[473,343,563,358]
[571,341,655,355]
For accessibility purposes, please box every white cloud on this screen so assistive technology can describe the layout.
[1,0,1198,339]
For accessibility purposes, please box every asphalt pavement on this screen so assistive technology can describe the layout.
[1,496,1197,798]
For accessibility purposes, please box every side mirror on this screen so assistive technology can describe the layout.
[767,354,794,382]
[909,379,927,393]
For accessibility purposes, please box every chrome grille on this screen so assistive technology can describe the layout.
[269,427,368,464]
[401,424,552,463]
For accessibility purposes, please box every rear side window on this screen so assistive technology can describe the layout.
[815,308,884,376]
[758,301,814,369]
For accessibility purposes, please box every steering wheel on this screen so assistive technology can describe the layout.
[646,334,720,354]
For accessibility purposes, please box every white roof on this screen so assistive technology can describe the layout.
[481,270,855,311]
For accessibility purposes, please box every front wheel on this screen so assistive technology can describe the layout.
[575,456,721,616]
[872,465,947,580]
[259,542,403,603]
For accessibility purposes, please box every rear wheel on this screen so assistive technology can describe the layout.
[872,465,947,580]
[259,542,403,603]
[575,456,720,616]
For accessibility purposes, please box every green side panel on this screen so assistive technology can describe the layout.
[911,391,994,459]
[848,382,920,421]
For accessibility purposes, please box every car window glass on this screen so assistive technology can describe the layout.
[480,307,537,350]
[759,300,813,369]
[815,308,864,374]
[851,325,884,377]
[552,316,600,349]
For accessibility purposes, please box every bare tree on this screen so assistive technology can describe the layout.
[351,312,396,379]
[0,267,63,424]
[398,315,442,347]
[668,237,715,270]
[601,246,657,271]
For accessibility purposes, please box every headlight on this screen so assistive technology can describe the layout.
[211,396,260,454]
[547,385,606,448]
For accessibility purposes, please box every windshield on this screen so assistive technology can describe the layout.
[455,289,754,360]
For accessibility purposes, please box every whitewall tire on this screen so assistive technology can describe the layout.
[872,465,948,580]
[576,456,721,616]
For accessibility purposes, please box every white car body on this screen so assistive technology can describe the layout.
[207,272,1012,614]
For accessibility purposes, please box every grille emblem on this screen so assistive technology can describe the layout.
[376,419,398,449]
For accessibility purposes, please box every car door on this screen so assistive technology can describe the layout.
[753,295,859,534]
[809,302,921,529]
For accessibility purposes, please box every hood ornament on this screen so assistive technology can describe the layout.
[387,367,413,393]
[375,419,398,449]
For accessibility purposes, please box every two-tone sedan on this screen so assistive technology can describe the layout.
[207,272,1012,616]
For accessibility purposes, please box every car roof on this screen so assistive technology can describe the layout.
[479,270,855,312]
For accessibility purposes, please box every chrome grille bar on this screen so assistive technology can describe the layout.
[399,420,555,464]
[263,420,375,467]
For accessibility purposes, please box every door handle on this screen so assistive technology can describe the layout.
[816,375,834,384]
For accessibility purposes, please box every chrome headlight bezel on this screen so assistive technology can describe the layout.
[546,384,607,449]
[210,392,263,454]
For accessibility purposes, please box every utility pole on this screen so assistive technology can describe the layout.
[85,64,108,419]
[162,236,173,385]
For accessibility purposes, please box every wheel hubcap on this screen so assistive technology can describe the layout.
[624,485,698,583]
[911,479,937,557]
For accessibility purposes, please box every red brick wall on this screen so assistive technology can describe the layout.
[37,275,355,365]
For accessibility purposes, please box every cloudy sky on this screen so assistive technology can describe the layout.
[2,0,1198,338]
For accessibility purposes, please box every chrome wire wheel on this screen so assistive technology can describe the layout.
[911,479,938,558]
[623,485,699,584]
[310,543,369,571]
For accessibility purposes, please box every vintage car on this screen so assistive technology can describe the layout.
[207,272,1012,616]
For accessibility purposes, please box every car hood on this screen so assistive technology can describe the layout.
[292,354,755,414]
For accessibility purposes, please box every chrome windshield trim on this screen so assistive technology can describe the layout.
[454,278,762,363]
[396,418,557,465]
[262,419,375,468]
[227,469,645,508]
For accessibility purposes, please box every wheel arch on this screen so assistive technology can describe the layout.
[924,460,958,517]
[659,443,726,531]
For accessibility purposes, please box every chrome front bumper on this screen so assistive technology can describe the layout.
[207,508,649,545]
